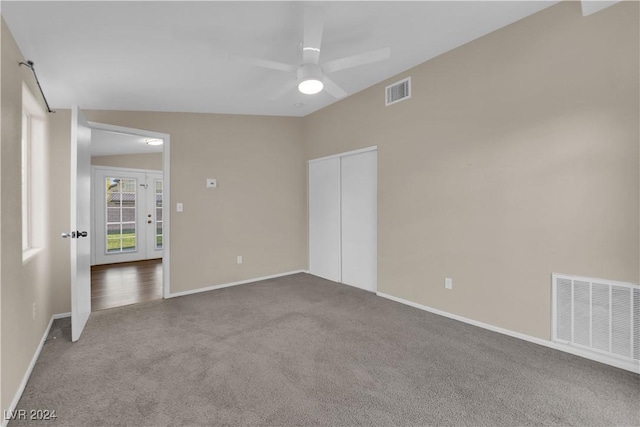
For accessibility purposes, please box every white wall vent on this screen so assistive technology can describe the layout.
[552,274,640,368]
[385,77,411,106]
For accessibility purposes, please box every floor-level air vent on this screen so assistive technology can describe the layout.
[552,274,640,368]
[385,77,411,106]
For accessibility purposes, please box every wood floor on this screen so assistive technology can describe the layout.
[91,259,163,311]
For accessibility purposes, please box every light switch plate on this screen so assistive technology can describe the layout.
[177,202,184,212]
[445,277,453,290]
[206,178,217,188]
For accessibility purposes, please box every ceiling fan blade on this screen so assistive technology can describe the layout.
[303,6,324,64]
[323,47,391,74]
[231,56,297,73]
[322,77,348,99]
[267,79,300,101]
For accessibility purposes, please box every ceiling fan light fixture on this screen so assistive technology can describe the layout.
[298,78,324,95]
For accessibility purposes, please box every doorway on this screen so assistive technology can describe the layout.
[88,125,169,312]
[91,259,163,311]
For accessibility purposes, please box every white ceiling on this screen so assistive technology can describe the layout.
[91,129,163,157]
[2,1,558,117]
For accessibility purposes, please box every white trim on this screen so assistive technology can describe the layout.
[376,292,640,374]
[87,121,167,140]
[168,270,306,298]
[308,145,377,164]
[162,133,171,298]
[53,312,71,319]
[21,247,44,265]
[91,165,162,174]
[2,312,69,427]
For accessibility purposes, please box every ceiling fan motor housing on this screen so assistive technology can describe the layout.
[297,63,324,82]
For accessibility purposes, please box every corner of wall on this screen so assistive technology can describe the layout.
[0,16,62,416]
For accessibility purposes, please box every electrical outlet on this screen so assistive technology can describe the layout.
[237,255,243,264]
[445,277,453,290]
[32,303,37,320]
[206,178,217,188]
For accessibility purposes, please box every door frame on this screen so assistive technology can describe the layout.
[91,166,163,265]
[308,145,378,292]
[87,121,171,299]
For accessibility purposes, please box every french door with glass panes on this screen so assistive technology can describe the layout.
[93,168,163,265]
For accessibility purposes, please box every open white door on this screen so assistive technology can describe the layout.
[68,106,92,342]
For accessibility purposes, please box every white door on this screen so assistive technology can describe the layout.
[308,148,377,292]
[93,169,163,265]
[341,151,377,292]
[308,157,341,282]
[69,106,92,342]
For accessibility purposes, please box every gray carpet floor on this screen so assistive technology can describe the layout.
[11,273,640,426]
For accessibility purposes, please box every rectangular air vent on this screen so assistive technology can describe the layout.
[552,273,640,368]
[385,77,411,106]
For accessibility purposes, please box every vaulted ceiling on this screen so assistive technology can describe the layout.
[2,1,558,117]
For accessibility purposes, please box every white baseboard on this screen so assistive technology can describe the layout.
[52,312,71,320]
[376,292,640,375]
[2,312,69,427]
[168,270,307,298]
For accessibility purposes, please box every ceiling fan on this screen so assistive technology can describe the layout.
[233,6,391,100]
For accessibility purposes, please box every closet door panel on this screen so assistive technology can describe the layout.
[341,151,377,292]
[308,158,341,282]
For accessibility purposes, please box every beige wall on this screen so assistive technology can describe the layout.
[91,152,162,171]
[0,18,57,414]
[74,111,306,295]
[303,1,639,340]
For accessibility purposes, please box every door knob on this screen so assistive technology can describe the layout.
[61,231,88,239]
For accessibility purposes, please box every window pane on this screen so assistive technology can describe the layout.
[106,223,121,253]
[107,208,121,223]
[122,208,136,222]
[107,238,121,253]
[107,223,121,236]
[155,179,163,249]
[122,194,136,207]
[121,179,136,193]
[105,177,137,254]
[122,235,136,251]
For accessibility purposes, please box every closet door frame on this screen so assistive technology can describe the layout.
[308,145,377,290]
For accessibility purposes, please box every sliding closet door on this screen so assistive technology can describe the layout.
[308,158,341,282]
[341,151,377,292]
